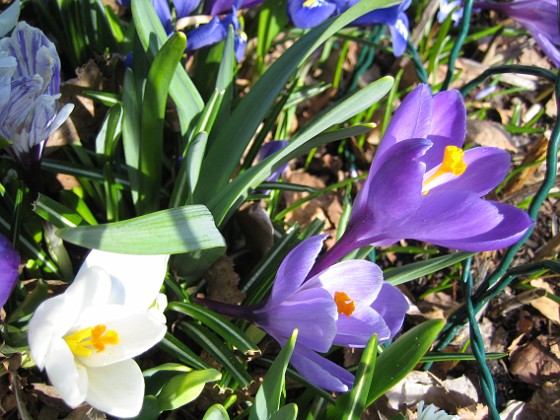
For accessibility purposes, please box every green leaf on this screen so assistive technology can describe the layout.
[122,68,141,203]
[157,369,221,411]
[203,404,230,420]
[195,0,399,203]
[342,334,378,420]
[138,31,186,214]
[144,363,193,396]
[250,330,298,420]
[159,333,209,371]
[167,302,260,356]
[34,194,84,229]
[210,124,375,225]
[132,0,203,135]
[384,252,475,286]
[179,322,253,387]
[269,403,298,420]
[130,395,161,420]
[57,205,225,254]
[367,319,445,406]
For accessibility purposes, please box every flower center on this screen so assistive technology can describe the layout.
[422,145,467,194]
[334,291,356,317]
[64,324,119,357]
[303,0,319,8]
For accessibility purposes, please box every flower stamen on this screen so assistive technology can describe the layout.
[422,145,467,194]
[334,291,356,317]
[64,324,119,357]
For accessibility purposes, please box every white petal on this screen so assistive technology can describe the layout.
[28,294,80,369]
[65,266,113,311]
[77,250,169,310]
[75,305,166,367]
[44,337,87,407]
[85,359,145,418]
[47,103,74,135]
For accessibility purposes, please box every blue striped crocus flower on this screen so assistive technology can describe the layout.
[0,234,19,309]
[0,22,73,169]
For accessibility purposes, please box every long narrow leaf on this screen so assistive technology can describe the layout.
[167,302,260,356]
[366,319,445,406]
[138,32,186,214]
[195,0,399,203]
[131,0,203,135]
[57,205,225,254]
[249,330,298,420]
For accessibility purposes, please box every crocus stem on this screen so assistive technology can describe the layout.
[191,297,256,320]
[442,0,474,90]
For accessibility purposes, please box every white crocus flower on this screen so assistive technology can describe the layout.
[28,250,169,418]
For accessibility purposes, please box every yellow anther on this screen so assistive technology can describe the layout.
[303,0,318,7]
[64,324,119,357]
[334,291,356,317]
[423,145,467,191]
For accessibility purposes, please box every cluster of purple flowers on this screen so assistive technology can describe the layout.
[249,84,532,390]
[288,0,411,56]
[136,0,412,60]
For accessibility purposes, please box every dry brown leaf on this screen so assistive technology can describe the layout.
[466,119,518,152]
[509,337,560,386]
[204,256,245,305]
[529,279,560,324]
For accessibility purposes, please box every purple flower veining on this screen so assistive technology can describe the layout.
[253,235,408,392]
[0,22,73,169]
[311,84,533,275]
[0,234,20,308]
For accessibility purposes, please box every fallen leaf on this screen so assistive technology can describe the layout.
[509,337,560,386]
[466,119,518,152]
[529,279,560,324]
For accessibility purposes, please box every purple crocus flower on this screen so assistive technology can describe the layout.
[0,22,73,169]
[345,0,411,56]
[186,7,247,61]
[287,0,343,29]
[204,0,266,15]
[253,235,408,392]
[311,84,533,275]
[0,234,20,308]
[287,0,411,56]
[474,0,560,67]
[437,0,464,25]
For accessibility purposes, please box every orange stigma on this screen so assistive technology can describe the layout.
[64,324,119,357]
[334,291,356,317]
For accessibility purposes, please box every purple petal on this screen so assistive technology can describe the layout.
[333,305,391,347]
[268,235,327,305]
[372,84,433,169]
[370,283,408,339]
[287,0,338,29]
[173,0,200,18]
[422,89,466,170]
[528,25,560,67]
[309,259,384,304]
[388,12,409,57]
[394,190,509,241]
[427,201,533,251]
[290,344,354,392]
[427,147,511,197]
[152,0,173,33]
[256,288,337,353]
[205,0,265,15]
[0,234,19,308]
[351,139,430,242]
[186,17,227,52]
